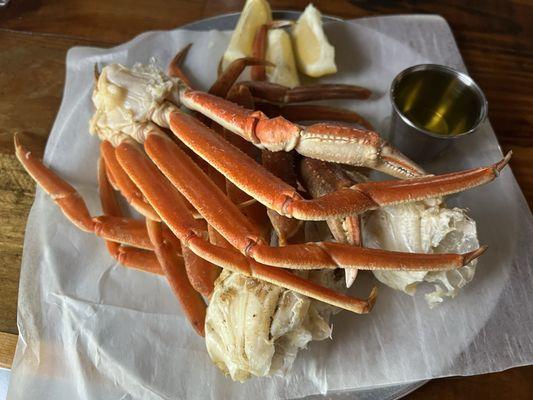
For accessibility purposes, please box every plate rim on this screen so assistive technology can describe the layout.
[180,10,343,30]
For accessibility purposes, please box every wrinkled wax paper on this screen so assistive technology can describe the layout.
[8,15,533,400]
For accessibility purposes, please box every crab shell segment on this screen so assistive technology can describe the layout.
[206,270,340,381]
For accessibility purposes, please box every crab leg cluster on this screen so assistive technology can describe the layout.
[209,59,303,245]
[14,133,379,318]
[210,45,375,244]
[15,50,511,336]
[301,158,365,287]
[146,218,207,335]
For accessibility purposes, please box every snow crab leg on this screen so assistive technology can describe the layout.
[300,158,363,287]
[178,88,421,178]
[146,219,207,336]
[250,20,293,81]
[165,108,510,221]
[227,82,302,245]
[108,139,380,313]
[101,140,160,221]
[240,80,372,102]
[98,156,162,274]
[15,135,379,314]
[97,63,417,178]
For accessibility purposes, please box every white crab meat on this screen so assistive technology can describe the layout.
[205,269,343,381]
[363,199,479,307]
[90,63,181,146]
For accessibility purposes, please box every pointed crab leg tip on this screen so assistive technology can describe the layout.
[175,43,193,60]
[495,151,512,174]
[464,245,488,265]
[13,134,28,160]
[13,134,21,148]
[242,57,275,67]
[168,43,194,84]
[364,286,379,313]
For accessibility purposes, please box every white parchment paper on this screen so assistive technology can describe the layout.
[8,15,533,400]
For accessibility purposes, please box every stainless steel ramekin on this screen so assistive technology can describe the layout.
[389,64,488,161]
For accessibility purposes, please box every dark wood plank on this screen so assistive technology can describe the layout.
[0,0,206,44]
[0,151,34,336]
[0,30,108,155]
[406,365,533,399]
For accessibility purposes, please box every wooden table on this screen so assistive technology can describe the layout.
[1,0,532,398]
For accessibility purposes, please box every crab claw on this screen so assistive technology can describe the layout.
[180,88,423,179]
[295,123,426,178]
[376,141,427,178]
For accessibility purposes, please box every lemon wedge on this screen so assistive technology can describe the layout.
[221,0,272,71]
[292,4,337,77]
[265,29,300,88]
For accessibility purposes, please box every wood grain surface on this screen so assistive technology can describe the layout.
[0,0,532,398]
[0,332,17,370]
